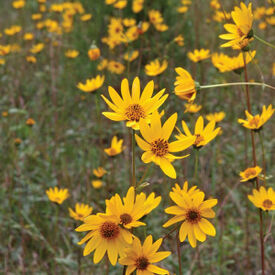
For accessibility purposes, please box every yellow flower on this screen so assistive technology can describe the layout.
[248,186,275,211]
[0,45,11,56]
[206,112,225,123]
[174,35,184,46]
[75,214,133,265]
[238,104,274,131]
[219,2,253,49]
[91,180,103,189]
[88,47,100,61]
[163,185,217,248]
[135,111,195,179]
[30,43,44,54]
[119,235,171,275]
[2,111,8,117]
[97,58,108,70]
[240,166,262,182]
[69,203,93,221]
[212,51,256,73]
[104,136,124,157]
[12,0,25,9]
[26,118,36,126]
[65,49,79,58]
[176,116,220,149]
[114,0,127,9]
[93,167,107,178]
[145,59,168,76]
[187,49,211,63]
[184,103,202,113]
[4,25,22,36]
[171,181,201,198]
[174,67,197,102]
[107,61,125,74]
[32,13,42,20]
[14,138,22,145]
[26,55,37,63]
[77,75,105,93]
[124,50,139,62]
[80,14,92,21]
[46,187,69,205]
[132,0,144,13]
[0,58,6,65]
[154,24,168,32]
[148,10,164,25]
[123,18,136,27]
[23,33,34,40]
[102,77,168,130]
[106,187,161,230]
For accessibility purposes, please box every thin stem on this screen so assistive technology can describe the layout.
[242,53,265,275]
[200,82,275,91]
[258,131,266,186]
[131,129,136,188]
[137,163,152,188]
[254,34,275,49]
[194,149,199,181]
[176,230,183,275]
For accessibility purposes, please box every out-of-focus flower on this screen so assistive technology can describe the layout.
[145,59,168,76]
[107,61,125,74]
[65,49,79,58]
[91,180,103,189]
[88,47,100,61]
[123,18,136,27]
[46,187,69,204]
[80,14,92,21]
[77,75,105,93]
[14,138,22,145]
[174,35,184,46]
[184,103,202,113]
[4,25,22,36]
[93,167,107,178]
[132,0,144,13]
[206,112,225,123]
[97,59,108,70]
[26,118,36,126]
[124,50,139,62]
[69,203,93,221]
[30,43,44,54]
[12,0,25,9]
[104,136,124,156]
[23,33,34,41]
[188,49,211,63]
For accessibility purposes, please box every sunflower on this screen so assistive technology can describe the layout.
[145,59,168,76]
[219,2,253,49]
[240,166,262,182]
[77,75,105,93]
[171,181,201,198]
[93,167,107,178]
[105,187,161,229]
[238,104,274,131]
[187,49,211,63]
[119,235,171,275]
[206,112,225,123]
[101,77,168,130]
[174,67,197,102]
[163,186,217,248]
[248,186,275,211]
[107,60,125,74]
[176,116,220,149]
[135,111,195,179]
[184,103,202,113]
[76,214,133,265]
[69,203,93,221]
[46,187,69,205]
[104,136,124,157]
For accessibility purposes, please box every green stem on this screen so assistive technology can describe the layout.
[254,34,275,49]
[258,131,266,186]
[194,149,199,182]
[200,82,275,91]
[132,129,136,188]
[137,163,152,188]
[176,229,183,275]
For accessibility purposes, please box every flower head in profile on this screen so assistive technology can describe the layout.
[248,186,275,211]
[119,235,171,275]
[238,105,274,131]
[124,50,139,62]
[105,187,161,229]
[65,49,79,58]
[93,167,107,178]
[101,77,168,130]
[76,214,133,265]
[240,166,262,182]
[206,112,225,123]
[104,136,124,156]
[88,47,100,60]
[69,203,93,221]
[145,59,168,76]
[46,187,69,205]
[219,2,253,49]
[184,103,202,113]
[187,49,211,63]
[135,111,195,178]
[77,75,105,93]
[26,118,36,126]
[163,184,217,248]
[176,116,220,149]
[174,67,198,102]
[91,180,103,189]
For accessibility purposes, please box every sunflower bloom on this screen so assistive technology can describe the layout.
[174,67,197,102]
[206,112,226,123]
[93,167,107,178]
[105,187,161,229]
[238,105,274,131]
[248,186,275,211]
[76,214,133,265]
[135,111,195,179]
[163,185,217,248]
[69,203,93,221]
[145,59,168,76]
[119,235,171,275]
[240,166,262,182]
[101,77,168,130]
[46,187,69,204]
[219,2,253,49]
[77,75,105,93]
[187,49,211,63]
[104,136,124,156]
[176,116,220,149]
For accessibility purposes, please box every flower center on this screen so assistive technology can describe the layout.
[237,27,245,37]
[151,138,169,157]
[244,168,257,178]
[125,104,146,121]
[248,117,260,128]
[186,209,201,224]
[194,134,204,146]
[262,199,272,209]
[100,222,120,240]
[120,213,132,225]
[136,256,149,270]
